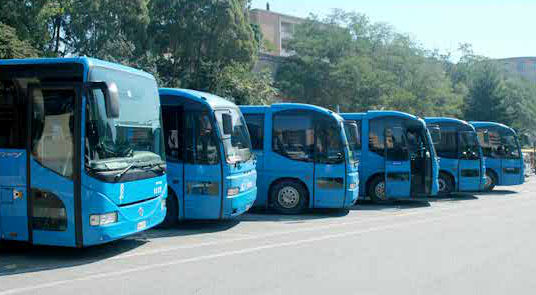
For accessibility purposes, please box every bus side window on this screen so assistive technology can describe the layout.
[272,110,314,162]
[315,119,344,164]
[244,114,264,150]
[0,80,24,149]
[385,127,408,161]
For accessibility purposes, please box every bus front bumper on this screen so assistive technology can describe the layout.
[83,194,166,247]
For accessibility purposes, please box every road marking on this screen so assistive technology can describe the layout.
[0,197,532,295]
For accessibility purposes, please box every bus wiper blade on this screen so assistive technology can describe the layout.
[114,162,137,181]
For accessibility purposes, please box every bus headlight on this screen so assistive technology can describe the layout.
[348,182,357,190]
[161,198,166,211]
[227,187,240,196]
[90,212,118,226]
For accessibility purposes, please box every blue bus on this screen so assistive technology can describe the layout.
[240,104,359,214]
[0,58,167,247]
[424,118,485,194]
[341,111,439,202]
[470,122,524,191]
[159,89,256,224]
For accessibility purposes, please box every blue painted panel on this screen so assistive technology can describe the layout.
[81,174,167,246]
[223,161,257,218]
[458,159,482,191]
[385,160,411,198]
[484,157,501,185]
[0,149,29,242]
[183,163,222,219]
[166,161,184,221]
[30,158,76,247]
[314,162,346,208]
[502,158,524,185]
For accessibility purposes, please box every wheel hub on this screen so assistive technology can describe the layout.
[375,181,386,200]
[277,186,300,209]
[438,178,447,192]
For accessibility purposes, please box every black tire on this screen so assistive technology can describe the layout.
[368,176,387,203]
[271,180,308,214]
[483,170,497,192]
[438,172,454,196]
[160,189,178,228]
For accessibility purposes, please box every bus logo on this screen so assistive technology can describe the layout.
[138,207,144,217]
[119,184,125,203]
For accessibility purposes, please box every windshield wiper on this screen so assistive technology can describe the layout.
[114,162,137,181]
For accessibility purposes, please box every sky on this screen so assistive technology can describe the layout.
[251,0,535,60]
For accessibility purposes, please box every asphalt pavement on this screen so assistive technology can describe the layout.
[1,178,535,295]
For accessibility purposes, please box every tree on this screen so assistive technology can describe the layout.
[0,22,39,59]
[276,11,463,116]
[148,0,257,88]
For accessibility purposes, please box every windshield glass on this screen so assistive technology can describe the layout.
[86,67,165,172]
[215,108,252,164]
[344,121,360,162]
[459,131,480,159]
[502,131,521,159]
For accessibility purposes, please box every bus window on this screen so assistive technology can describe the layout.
[31,87,75,178]
[315,119,344,164]
[459,131,480,160]
[214,109,252,164]
[435,129,457,158]
[0,80,24,149]
[502,131,521,159]
[344,121,361,162]
[368,118,385,156]
[186,112,219,165]
[272,110,314,162]
[244,114,264,150]
[385,127,408,161]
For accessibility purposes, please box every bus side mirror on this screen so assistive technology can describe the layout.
[222,113,233,135]
[87,81,120,118]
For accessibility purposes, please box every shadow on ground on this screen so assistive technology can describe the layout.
[351,200,431,211]
[428,193,479,202]
[475,189,517,196]
[0,238,146,277]
[239,208,349,224]
[0,220,241,277]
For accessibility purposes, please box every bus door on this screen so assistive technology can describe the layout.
[162,105,185,220]
[313,119,346,208]
[0,80,29,242]
[183,111,222,219]
[407,128,433,196]
[27,84,81,246]
[458,131,481,191]
[384,126,411,198]
[501,134,523,185]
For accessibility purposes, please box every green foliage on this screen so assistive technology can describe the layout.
[212,63,279,105]
[0,22,39,59]
[276,11,463,116]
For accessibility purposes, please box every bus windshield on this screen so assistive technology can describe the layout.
[215,108,252,164]
[344,121,360,162]
[86,67,165,172]
[459,131,480,159]
[502,132,521,159]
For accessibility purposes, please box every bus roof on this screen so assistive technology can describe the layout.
[0,57,154,79]
[341,110,420,121]
[240,103,343,121]
[425,117,475,129]
[159,88,237,109]
[469,121,517,133]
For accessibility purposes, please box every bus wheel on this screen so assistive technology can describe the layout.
[271,181,307,214]
[438,172,454,196]
[161,190,178,228]
[368,176,387,203]
[483,170,497,192]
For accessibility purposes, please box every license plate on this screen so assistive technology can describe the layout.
[137,220,147,231]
